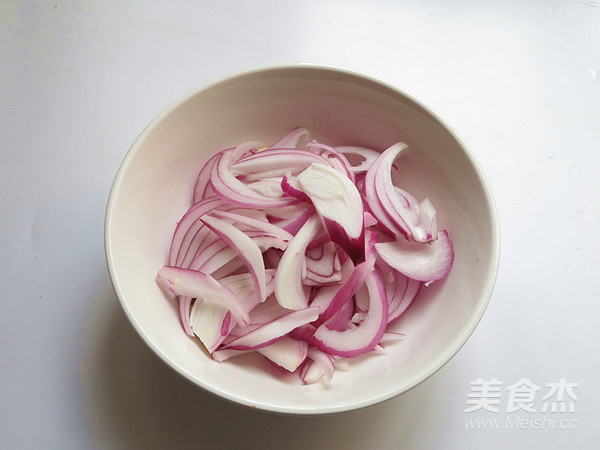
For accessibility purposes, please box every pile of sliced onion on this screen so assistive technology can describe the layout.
[156,128,454,385]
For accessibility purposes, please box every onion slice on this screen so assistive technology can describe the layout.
[268,127,309,149]
[310,271,388,358]
[375,230,454,282]
[298,163,365,263]
[210,209,294,242]
[158,128,455,384]
[156,266,250,326]
[193,152,222,203]
[314,255,376,326]
[367,143,438,243]
[231,148,330,179]
[274,214,320,310]
[210,150,296,208]
[200,214,267,302]
[337,145,382,173]
[222,306,320,351]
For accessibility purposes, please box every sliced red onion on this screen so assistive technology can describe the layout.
[242,294,296,325]
[364,227,380,261]
[328,156,354,182]
[213,336,308,373]
[300,359,320,384]
[268,127,310,149]
[310,271,388,358]
[337,145,382,173]
[393,186,421,226]
[307,348,336,379]
[298,163,365,263]
[168,196,225,267]
[190,239,236,273]
[246,178,285,198]
[190,300,230,352]
[265,203,310,220]
[156,265,250,326]
[301,347,336,384]
[222,306,320,351]
[368,143,412,236]
[313,256,375,326]
[417,197,438,241]
[272,205,315,235]
[159,129,454,384]
[231,140,263,161]
[180,226,217,269]
[193,152,223,203]
[392,187,438,242]
[281,173,312,203]
[192,141,263,205]
[387,277,421,325]
[305,231,331,252]
[175,202,265,270]
[326,297,355,331]
[179,296,194,336]
[274,214,320,310]
[306,141,354,181]
[289,323,317,341]
[304,241,342,286]
[210,149,296,208]
[363,211,378,228]
[210,347,246,362]
[375,230,454,282]
[353,284,370,314]
[200,214,267,302]
[210,209,293,242]
[209,259,246,280]
[224,269,276,303]
[308,285,334,312]
[192,231,287,275]
[304,270,342,287]
[371,143,437,243]
[378,332,406,347]
[334,358,350,372]
[258,337,308,372]
[193,270,278,353]
[363,161,403,237]
[231,148,330,179]
[250,233,289,251]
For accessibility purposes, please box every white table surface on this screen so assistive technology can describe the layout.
[2,1,599,448]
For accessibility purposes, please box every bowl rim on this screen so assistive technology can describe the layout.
[104,63,501,415]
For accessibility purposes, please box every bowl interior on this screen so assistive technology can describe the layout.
[106,66,499,414]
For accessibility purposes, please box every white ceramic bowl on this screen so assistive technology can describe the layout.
[105,65,500,414]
